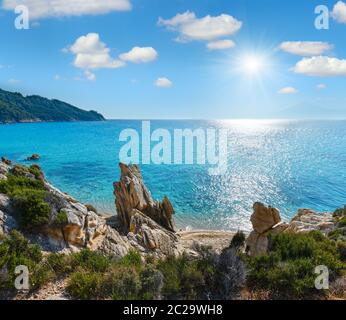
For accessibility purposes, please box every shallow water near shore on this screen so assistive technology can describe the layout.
[1,119,346,232]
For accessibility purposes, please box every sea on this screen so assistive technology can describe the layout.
[1,119,345,232]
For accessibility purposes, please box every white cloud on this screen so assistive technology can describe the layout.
[331,1,346,23]
[278,87,298,94]
[293,56,346,77]
[158,11,242,42]
[84,70,96,81]
[2,0,132,19]
[119,47,158,63]
[207,39,235,50]
[317,83,326,90]
[155,77,173,88]
[68,33,125,69]
[279,41,332,56]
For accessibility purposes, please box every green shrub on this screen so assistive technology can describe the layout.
[230,231,246,249]
[328,228,346,241]
[0,231,51,290]
[9,165,31,177]
[46,253,71,275]
[247,231,344,298]
[157,253,219,300]
[28,165,44,180]
[70,249,112,273]
[333,208,344,218]
[337,217,346,228]
[54,210,68,227]
[105,267,142,300]
[0,174,44,195]
[11,189,50,230]
[139,265,164,300]
[337,241,346,262]
[119,250,142,269]
[67,272,104,300]
[0,172,50,230]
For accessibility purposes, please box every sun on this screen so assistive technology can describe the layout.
[241,55,264,74]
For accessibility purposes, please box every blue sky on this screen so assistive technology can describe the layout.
[0,0,346,119]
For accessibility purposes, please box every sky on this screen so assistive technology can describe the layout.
[0,0,346,119]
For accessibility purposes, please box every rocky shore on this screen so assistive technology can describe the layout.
[0,158,344,258]
[0,157,345,300]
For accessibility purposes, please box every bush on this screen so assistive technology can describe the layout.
[0,172,50,230]
[119,250,142,269]
[0,174,44,195]
[28,165,44,180]
[157,253,219,300]
[67,272,104,300]
[337,217,346,228]
[216,248,246,299]
[105,267,142,300]
[337,241,346,262]
[0,231,52,290]
[139,265,164,300]
[333,208,344,218]
[70,249,112,273]
[11,189,50,230]
[46,253,71,275]
[247,231,344,298]
[230,231,246,250]
[54,210,68,227]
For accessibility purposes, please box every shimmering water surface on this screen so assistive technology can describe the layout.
[1,120,346,231]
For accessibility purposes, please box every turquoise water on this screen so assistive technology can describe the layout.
[1,120,346,231]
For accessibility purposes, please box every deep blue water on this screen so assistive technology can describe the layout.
[1,120,346,231]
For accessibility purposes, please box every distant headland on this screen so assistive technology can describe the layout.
[0,88,105,123]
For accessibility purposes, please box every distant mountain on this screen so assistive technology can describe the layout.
[0,88,105,123]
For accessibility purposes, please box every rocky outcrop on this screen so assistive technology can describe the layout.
[0,159,183,259]
[285,209,335,234]
[42,181,108,249]
[26,154,40,161]
[246,203,287,256]
[114,163,176,233]
[250,202,282,234]
[246,203,338,257]
[113,163,183,257]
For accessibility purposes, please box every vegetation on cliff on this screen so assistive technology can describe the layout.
[0,161,345,300]
[0,88,105,123]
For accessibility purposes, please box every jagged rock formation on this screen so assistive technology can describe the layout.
[114,163,176,232]
[114,163,181,257]
[246,203,338,257]
[0,159,183,259]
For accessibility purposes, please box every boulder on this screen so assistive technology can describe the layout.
[246,231,269,257]
[98,226,132,258]
[246,204,338,257]
[128,209,180,257]
[250,202,281,234]
[114,163,176,232]
[26,154,40,161]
